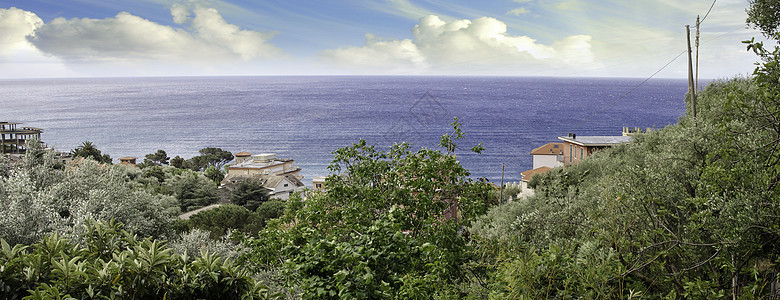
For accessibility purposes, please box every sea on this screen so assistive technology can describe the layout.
[0,76,689,185]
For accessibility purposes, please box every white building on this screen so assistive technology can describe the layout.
[530,142,564,169]
[225,153,302,179]
[222,152,305,199]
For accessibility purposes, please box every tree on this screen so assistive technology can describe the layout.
[142,149,169,166]
[747,0,780,39]
[170,155,185,169]
[172,172,220,211]
[231,180,270,211]
[188,204,265,239]
[0,142,176,245]
[186,147,234,172]
[239,119,495,298]
[255,200,286,225]
[204,165,225,185]
[71,141,112,164]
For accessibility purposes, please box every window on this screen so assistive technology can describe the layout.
[283,183,289,187]
[581,147,584,159]
[569,145,573,162]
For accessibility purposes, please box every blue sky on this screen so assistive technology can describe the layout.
[0,0,764,78]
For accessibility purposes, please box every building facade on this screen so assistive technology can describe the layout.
[225,153,302,179]
[1,122,43,154]
[530,142,564,169]
[222,152,305,199]
[558,133,632,166]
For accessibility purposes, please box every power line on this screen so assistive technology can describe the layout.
[700,0,717,24]
[569,50,687,132]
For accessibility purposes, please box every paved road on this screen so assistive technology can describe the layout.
[178,204,222,220]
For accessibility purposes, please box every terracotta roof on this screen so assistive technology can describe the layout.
[234,151,253,156]
[118,157,136,160]
[530,142,563,155]
[521,166,552,181]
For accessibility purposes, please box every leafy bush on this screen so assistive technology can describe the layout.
[231,180,270,211]
[471,78,780,298]
[0,143,176,245]
[256,200,286,225]
[0,219,272,299]
[239,120,496,298]
[188,204,265,239]
[171,172,220,212]
[168,228,240,261]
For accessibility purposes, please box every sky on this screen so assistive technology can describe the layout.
[0,0,766,79]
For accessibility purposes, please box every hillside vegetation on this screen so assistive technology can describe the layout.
[2,2,780,297]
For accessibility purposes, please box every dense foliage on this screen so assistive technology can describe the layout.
[239,120,495,298]
[231,179,271,211]
[71,141,112,165]
[0,142,177,245]
[0,219,270,299]
[2,5,780,298]
[142,149,170,167]
[187,204,265,239]
[471,78,780,298]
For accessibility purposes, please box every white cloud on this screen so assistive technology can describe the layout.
[371,0,444,20]
[321,34,426,72]
[171,3,191,24]
[320,15,599,75]
[554,0,585,11]
[0,7,43,55]
[188,6,281,60]
[26,4,282,66]
[507,8,530,16]
[0,7,80,78]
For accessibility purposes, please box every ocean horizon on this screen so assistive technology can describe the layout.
[0,75,689,185]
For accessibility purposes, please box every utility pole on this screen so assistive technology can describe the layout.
[695,15,700,90]
[686,25,697,121]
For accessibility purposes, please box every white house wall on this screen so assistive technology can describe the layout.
[532,155,562,169]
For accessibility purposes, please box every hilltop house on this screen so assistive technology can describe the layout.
[119,157,137,166]
[222,152,305,199]
[558,133,632,166]
[514,129,636,199]
[530,142,564,169]
[225,153,302,179]
[223,173,305,200]
[312,176,327,191]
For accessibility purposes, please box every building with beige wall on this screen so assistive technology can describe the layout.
[226,153,302,179]
[222,153,305,199]
[558,133,632,166]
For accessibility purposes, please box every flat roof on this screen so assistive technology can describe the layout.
[558,135,632,146]
[229,159,294,169]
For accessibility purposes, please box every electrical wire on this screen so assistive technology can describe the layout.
[569,49,687,132]
[700,0,717,24]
